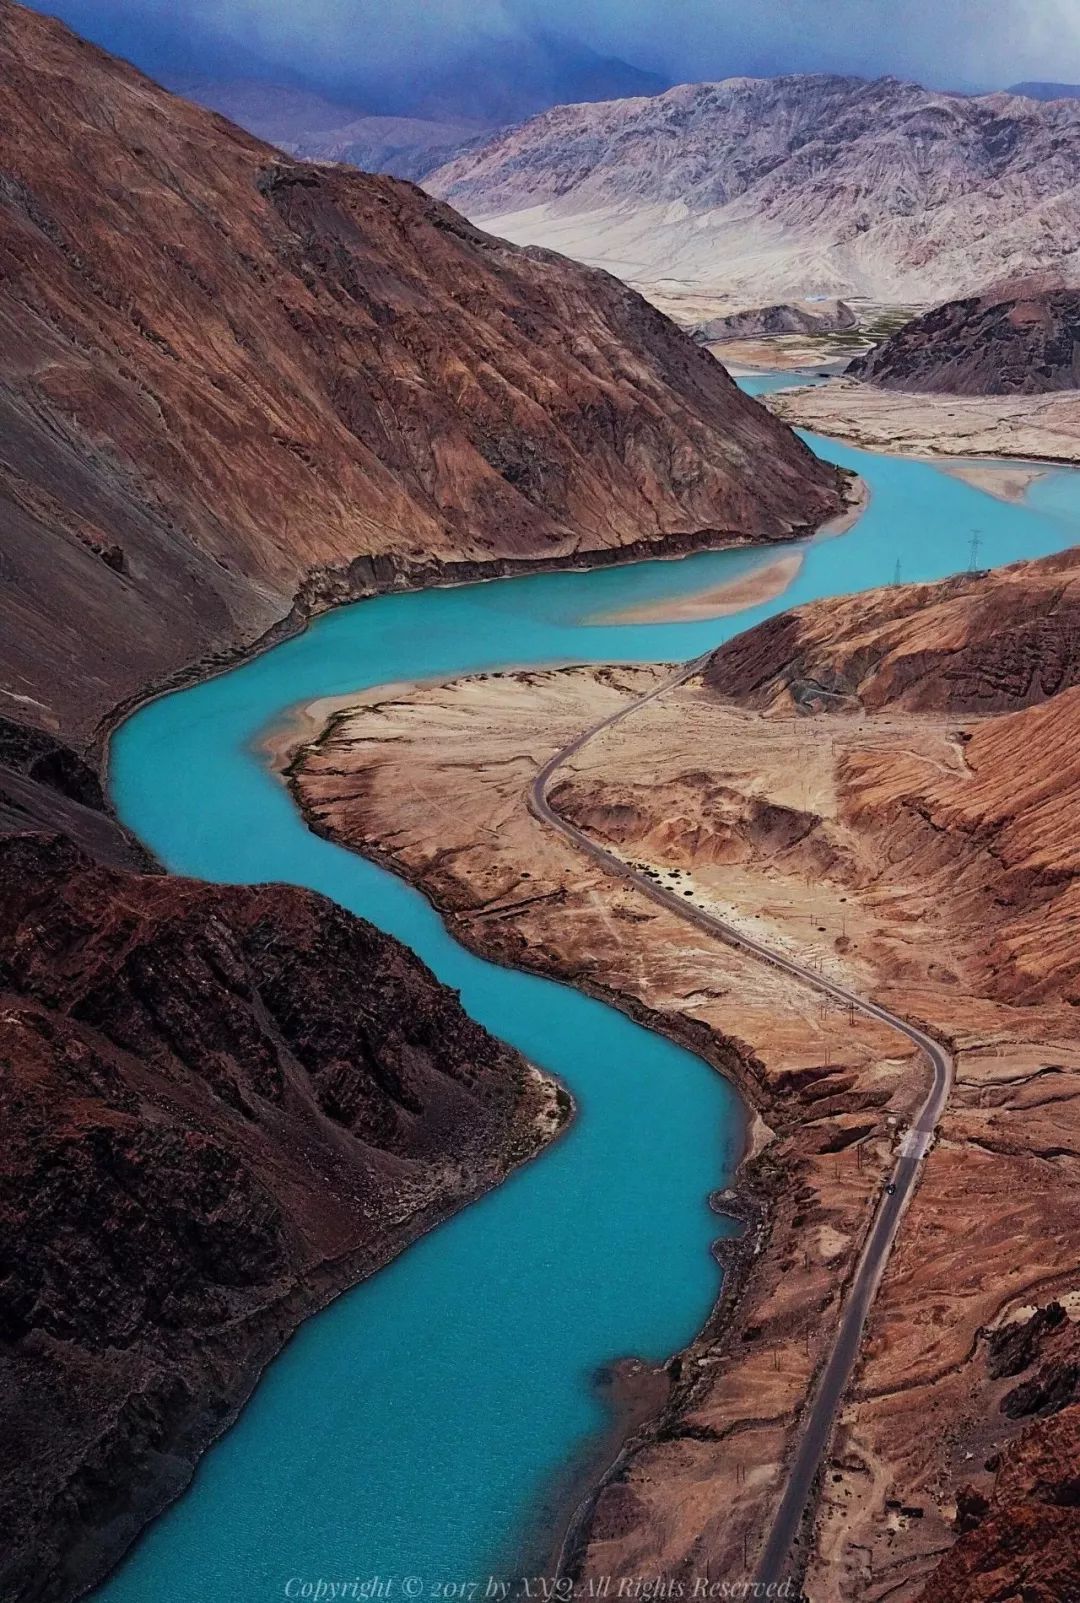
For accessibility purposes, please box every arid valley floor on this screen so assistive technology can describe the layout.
[289,550,1080,1601]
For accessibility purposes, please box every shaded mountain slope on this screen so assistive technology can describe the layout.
[170,79,488,181]
[847,277,1080,394]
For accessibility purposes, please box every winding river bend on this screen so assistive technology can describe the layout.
[100,393,1080,1602]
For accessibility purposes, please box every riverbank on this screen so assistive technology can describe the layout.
[287,663,916,1592]
[587,551,803,624]
[764,376,1080,468]
[585,477,869,625]
[92,510,858,782]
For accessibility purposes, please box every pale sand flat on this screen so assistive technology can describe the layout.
[593,551,805,624]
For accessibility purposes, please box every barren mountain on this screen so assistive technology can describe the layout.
[847,277,1080,393]
[275,114,488,181]
[0,0,842,759]
[428,74,1080,305]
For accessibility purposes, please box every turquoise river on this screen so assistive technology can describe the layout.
[99,384,1080,1602]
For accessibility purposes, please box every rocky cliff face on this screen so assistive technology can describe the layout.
[848,278,1080,394]
[0,716,149,868]
[428,75,1080,305]
[0,833,560,1603]
[920,1360,1080,1603]
[0,0,841,752]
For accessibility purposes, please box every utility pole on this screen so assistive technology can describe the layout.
[968,529,982,571]
[892,557,902,586]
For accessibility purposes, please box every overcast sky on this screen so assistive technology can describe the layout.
[40,0,1080,98]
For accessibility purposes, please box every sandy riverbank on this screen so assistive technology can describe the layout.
[588,475,868,625]
[935,459,1050,502]
[592,552,805,623]
[766,376,1080,466]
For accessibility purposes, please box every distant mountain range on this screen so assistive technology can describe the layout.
[172,79,489,181]
[171,35,668,180]
[395,32,668,125]
[428,74,1080,306]
[1009,81,1080,101]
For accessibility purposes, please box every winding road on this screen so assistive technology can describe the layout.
[526,655,955,1588]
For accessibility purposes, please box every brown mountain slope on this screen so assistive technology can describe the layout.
[848,278,1080,394]
[701,546,1080,1004]
[919,1398,1080,1603]
[0,833,561,1603]
[701,547,1080,715]
[427,75,1080,306]
[0,0,842,752]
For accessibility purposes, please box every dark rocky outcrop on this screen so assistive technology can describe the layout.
[848,278,1080,394]
[0,833,559,1603]
[920,1326,1080,1603]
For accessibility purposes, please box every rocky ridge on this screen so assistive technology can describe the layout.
[691,300,857,345]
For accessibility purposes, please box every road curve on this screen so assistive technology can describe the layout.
[526,656,954,1588]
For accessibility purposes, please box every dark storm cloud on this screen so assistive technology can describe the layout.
[39,0,1080,96]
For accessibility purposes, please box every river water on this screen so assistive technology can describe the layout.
[99,390,1080,1602]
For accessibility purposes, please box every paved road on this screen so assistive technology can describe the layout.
[526,658,954,1587]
